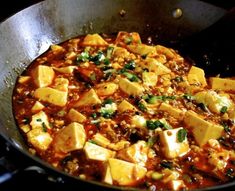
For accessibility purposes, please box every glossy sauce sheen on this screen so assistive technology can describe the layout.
[12,32,235,190]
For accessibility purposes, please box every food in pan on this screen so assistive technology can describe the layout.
[12,32,235,190]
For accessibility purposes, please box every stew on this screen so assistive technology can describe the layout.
[12,32,235,190]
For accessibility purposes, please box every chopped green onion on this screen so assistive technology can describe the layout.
[103,98,113,105]
[77,51,90,62]
[160,161,173,169]
[177,128,187,142]
[42,122,47,132]
[106,46,114,59]
[137,102,147,112]
[220,106,228,114]
[124,60,135,70]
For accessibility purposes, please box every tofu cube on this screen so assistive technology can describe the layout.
[18,76,31,84]
[74,89,101,107]
[82,34,108,46]
[27,128,52,151]
[34,87,68,107]
[184,110,223,146]
[159,103,185,120]
[95,82,118,96]
[119,78,144,96]
[31,101,44,113]
[53,78,69,92]
[210,77,235,92]
[187,66,207,87]
[108,158,147,186]
[194,90,233,114]
[159,127,190,159]
[30,111,50,130]
[117,140,149,166]
[142,71,158,87]
[53,66,76,74]
[140,58,171,75]
[50,44,65,53]
[32,65,55,87]
[67,108,86,123]
[118,100,137,113]
[84,142,115,161]
[131,115,146,129]
[92,133,111,147]
[53,122,86,153]
[127,44,155,56]
[104,165,113,184]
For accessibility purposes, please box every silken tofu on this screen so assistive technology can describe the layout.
[140,58,171,75]
[118,100,137,113]
[119,78,144,96]
[34,87,67,107]
[95,82,118,96]
[27,128,52,151]
[74,88,101,107]
[159,127,190,159]
[53,122,86,153]
[159,103,185,120]
[53,66,76,74]
[82,34,108,46]
[107,158,147,186]
[210,77,235,92]
[32,65,55,87]
[31,101,44,113]
[117,140,149,166]
[84,142,115,161]
[142,71,158,87]
[30,111,50,129]
[184,110,223,146]
[127,44,156,56]
[194,90,233,114]
[187,66,207,87]
[67,108,87,123]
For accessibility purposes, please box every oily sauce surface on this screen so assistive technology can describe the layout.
[12,32,235,190]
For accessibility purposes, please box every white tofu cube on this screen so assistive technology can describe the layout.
[82,34,108,46]
[34,87,68,107]
[184,110,223,146]
[159,127,190,159]
[53,122,86,153]
[117,140,149,166]
[142,71,158,87]
[84,142,115,161]
[195,90,233,114]
[27,128,52,151]
[118,100,137,113]
[210,77,235,91]
[187,66,207,87]
[31,101,44,113]
[159,103,185,120]
[131,115,146,128]
[32,65,55,87]
[67,108,86,123]
[108,158,147,186]
[119,78,144,96]
[30,111,50,129]
[95,82,118,96]
[140,58,171,75]
[74,89,101,107]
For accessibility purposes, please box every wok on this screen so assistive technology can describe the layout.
[0,0,235,190]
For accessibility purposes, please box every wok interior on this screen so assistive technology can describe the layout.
[0,0,230,189]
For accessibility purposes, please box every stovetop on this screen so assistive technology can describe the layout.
[1,0,235,191]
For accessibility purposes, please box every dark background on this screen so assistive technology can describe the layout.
[0,0,235,22]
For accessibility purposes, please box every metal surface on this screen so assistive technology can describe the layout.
[0,0,230,190]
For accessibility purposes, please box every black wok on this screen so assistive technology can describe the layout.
[0,0,235,190]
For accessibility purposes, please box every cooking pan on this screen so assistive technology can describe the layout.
[0,0,235,190]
